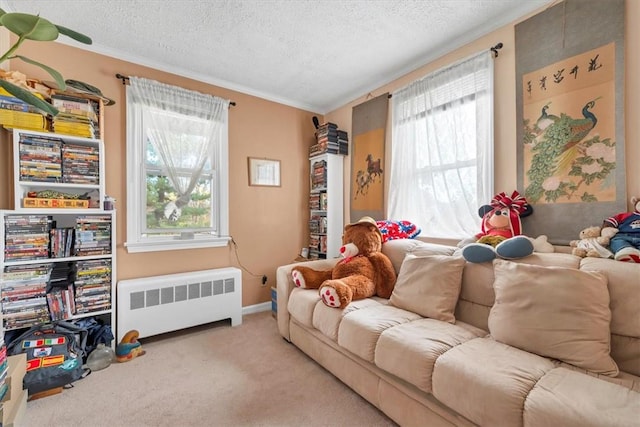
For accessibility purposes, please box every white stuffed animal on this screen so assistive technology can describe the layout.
[570,226,618,258]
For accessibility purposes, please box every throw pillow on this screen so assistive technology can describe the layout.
[489,260,619,377]
[389,254,465,323]
[376,220,421,243]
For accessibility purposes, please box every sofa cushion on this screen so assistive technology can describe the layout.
[432,337,555,427]
[375,318,484,392]
[489,260,619,377]
[389,254,465,323]
[381,239,456,274]
[338,305,422,362]
[288,288,321,328]
[580,257,640,376]
[312,297,384,341]
[524,367,640,427]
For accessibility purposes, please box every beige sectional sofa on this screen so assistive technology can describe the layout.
[276,239,640,426]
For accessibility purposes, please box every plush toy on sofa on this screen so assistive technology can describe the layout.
[602,196,640,263]
[291,216,396,309]
[462,191,535,263]
[570,226,618,258]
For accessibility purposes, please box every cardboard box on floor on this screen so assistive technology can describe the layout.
[1,353,28,427]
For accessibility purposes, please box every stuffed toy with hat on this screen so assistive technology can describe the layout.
[462,191,535,263]
[291,216,396,308]
[602,196,640,263]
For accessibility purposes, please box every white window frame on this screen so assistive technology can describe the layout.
[125,96,230,253]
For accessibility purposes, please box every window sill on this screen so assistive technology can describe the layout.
[125,236,231,253]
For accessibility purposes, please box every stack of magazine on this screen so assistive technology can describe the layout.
[51,94,100,139]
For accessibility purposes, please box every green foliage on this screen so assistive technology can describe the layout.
[0,8,92,115]
[145,175,212,230]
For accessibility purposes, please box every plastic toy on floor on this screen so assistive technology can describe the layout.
[116,330,146,362]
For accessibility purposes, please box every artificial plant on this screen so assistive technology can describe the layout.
[0,8,92,115]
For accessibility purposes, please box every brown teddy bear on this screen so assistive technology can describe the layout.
[291,216,396,309]
[570,225,618,258]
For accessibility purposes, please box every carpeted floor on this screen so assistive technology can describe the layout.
[22,311,396,426]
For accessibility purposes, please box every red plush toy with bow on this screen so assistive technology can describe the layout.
[462,191,535,263]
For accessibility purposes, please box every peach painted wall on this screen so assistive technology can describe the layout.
[0,42,318,309]
[0,1,636,308]
[327,0,639,228]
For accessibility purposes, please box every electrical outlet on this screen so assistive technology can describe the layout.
[261,275,267,286]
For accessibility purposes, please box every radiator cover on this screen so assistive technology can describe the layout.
[117,267,242,341]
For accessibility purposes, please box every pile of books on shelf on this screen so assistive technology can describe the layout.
[1,263,51,329]
[74,259,111,314]
[309,122,349,157]
[46,263,75,321]
[308,234,328,259]
[309,214,328,234]
[74,215,112,256]
[3,215,52,262]
[62,142,99,185]
[51,94,100,139]
[309,192,328,211]
[0,87,48,132]
[0,333,6,401]
[49,226,74,258]
[18,133,63,183]
[311,159,327,189]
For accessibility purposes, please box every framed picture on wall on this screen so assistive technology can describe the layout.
[248,157,281,187]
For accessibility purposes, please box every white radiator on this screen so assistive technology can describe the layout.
[116,267,242,342]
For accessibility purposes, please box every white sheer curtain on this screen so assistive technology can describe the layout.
[389,51,494,239]
[127,76,229,220]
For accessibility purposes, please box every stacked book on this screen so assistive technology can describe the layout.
[46,284,76,321]
[308,234,328,260]
[0,334,6,401]
[50,227,74,258]
[336,129,349,155]
[18,133,63,183]
[1,263,51,330]
[74,215,112,256]
[309,192,328,211]
[62,142,100,185]
[0,88,48,131]
[46,262,75,321]
[309,122,349,156]
[309,193,321,210]
[51,94,99,139]
[74,259,111,314]
[3,214,52,261]
[311,159,327,189]
[309,214,327,234]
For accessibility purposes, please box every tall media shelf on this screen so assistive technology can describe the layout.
[0,128,116,345]
[308,153,343,259]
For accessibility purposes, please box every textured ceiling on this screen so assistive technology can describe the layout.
[2,0,553,113]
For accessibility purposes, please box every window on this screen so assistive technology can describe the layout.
[389,51,494,239]
[125,77,230,252]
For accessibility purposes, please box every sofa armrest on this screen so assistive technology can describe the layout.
[276,258,339,341]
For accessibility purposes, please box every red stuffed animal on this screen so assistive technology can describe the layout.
[462,191,534,263]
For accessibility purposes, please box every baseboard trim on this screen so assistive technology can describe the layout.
[242,301,271,315]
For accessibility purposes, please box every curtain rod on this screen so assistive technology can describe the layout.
[387,42,504,99]
[115,73,236,106]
